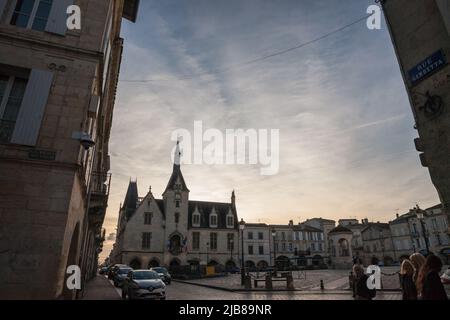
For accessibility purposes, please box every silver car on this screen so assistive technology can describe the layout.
[122,270,166,300]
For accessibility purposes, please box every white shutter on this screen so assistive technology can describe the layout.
[11,69,53,146]
[45,0,74,36]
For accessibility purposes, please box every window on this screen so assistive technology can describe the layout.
[227,233,234,250]
[248,245,254,255]
[258,232,263,240]
[210,214,217,227]
[192,232,200,250]
[318,243,322,251]
[175,200,180,208]
[289,243,293,251]
[436,234,442,246]
[227,215,234,227]
[299,231,303,241]
[258,246,264,255]
[142,232,151,249]
[144,212,152,225]
[192,213,200,226]
[282,232,286,240]
[210,233,217,250]
[311,243,315,251]
[10,0,53,31]
[248,232,253,240]
[175,212,179,224]
[0,74,28,143]
[282,243,286,251]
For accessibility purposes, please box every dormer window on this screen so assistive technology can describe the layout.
[210,210,218,228]
[175,212,179,224]
[226,211,234,228]
[192,209,200,227]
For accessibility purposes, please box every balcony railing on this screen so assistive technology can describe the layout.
[90,171,111,197]
[0,119,15,144]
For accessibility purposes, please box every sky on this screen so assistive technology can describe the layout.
[100,0,440,261]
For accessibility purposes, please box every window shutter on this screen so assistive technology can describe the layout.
[11,69,53,146]
[0,0,7,19]
[45,0,74,36]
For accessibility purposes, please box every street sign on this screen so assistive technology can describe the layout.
[408,49,447,85]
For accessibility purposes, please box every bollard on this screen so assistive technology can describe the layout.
[265,274,273,290]
[320,279,324,290]
[286,273,295,290]
[244,275,252,289]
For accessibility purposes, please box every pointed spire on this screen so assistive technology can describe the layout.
[231,190,235,204]
[173,139,181,170]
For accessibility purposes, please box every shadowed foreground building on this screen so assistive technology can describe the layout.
[382,0,450,235]
[0,0,139,299]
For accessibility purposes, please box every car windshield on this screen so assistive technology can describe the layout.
[119,268,132,274]
[133,271,159,279]
[152,267,167,274]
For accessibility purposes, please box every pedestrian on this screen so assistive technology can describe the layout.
[416,254,448,300]
[399,259,417,300]
[352,264,376,300]
[409,252,426,282]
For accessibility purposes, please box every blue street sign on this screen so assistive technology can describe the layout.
[408,49,447,85]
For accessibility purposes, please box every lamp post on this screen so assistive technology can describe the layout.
[272,229,277,269]
[239,219,245,285]
[416,210,430,255]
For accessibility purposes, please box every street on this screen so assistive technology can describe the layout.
[83,275,402,300]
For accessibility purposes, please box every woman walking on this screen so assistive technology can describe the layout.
[416,254,448,300]
[409,253,426,282]
[399,259,417,300]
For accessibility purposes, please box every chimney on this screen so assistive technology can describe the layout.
[396,213,399,218]
[289,220,293,226]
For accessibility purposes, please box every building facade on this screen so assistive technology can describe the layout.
[382,0,450,230]
[361,222,396,266]
[0,0,138,299]
[242,223,271,270]
[110,149,240,271]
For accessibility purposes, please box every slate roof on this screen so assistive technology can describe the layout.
[293,224,323,233]
[164,164,189,193]
[122,181,138,219]
[328,225,353,234]
[188,200,238,230]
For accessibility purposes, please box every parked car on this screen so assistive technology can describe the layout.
[150,267,172,284]
[108,264,127,280]
[99,266,109,275]
[122,270,166,300]
[441,267,450,285]
[228,267,241,274]
[113,266,133,287]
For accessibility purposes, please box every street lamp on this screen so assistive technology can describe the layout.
[272,229,277,269]
[416,210,430,255]
[239,219,245,285]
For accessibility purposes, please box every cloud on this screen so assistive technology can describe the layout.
[99,0,440,260]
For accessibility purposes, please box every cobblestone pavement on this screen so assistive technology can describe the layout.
[180,267,405,290]
[167,282,401,300]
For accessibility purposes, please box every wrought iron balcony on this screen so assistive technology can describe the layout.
[90,171,111,197]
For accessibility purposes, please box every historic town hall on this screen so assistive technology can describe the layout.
[109,143,239,270]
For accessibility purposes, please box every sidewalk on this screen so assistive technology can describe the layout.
[81,275,120,300]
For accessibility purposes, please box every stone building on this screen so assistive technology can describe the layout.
[382,0,450,230]
[303,217,336,254]
[328,225,353,269]
[0,0,139,299]
[110,145,239,271]
[390,204,450,263]
[360,222,396,266]
[242,223,271,270]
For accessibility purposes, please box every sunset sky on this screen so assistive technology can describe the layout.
[100,0,440,261]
